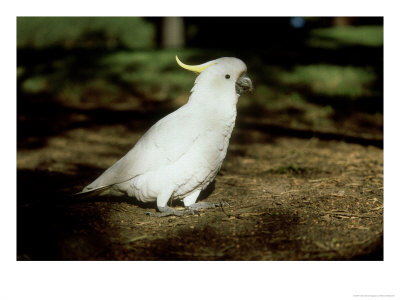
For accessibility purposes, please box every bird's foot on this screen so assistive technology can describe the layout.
[146,206,198,217]
[187,201,230,211]
[145,202,229,217]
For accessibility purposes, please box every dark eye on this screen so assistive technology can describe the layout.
[225,74,230,79]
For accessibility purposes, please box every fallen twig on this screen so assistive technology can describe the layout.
[320,211,379,218]
[370,205,383,211]
[273,189,301,197]
[128,235,149,242]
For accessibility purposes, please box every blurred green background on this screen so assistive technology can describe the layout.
[17,17,383,149]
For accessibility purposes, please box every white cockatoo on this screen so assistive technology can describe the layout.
[78,56,253,216]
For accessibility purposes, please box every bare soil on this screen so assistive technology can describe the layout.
[17,101,383,260]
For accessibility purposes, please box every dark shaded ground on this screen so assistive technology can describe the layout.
[17,97,383,260]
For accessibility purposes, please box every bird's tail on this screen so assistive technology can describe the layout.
[73,185,112,198]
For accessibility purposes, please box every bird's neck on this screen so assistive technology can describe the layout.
[188,87,238,121]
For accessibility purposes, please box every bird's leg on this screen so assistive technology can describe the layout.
[183,190,229,212]
[146,190,196,217]
[183,190,201,206]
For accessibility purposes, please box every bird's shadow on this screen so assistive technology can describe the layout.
[71,179,216,209]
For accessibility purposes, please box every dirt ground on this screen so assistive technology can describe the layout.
[17,100,383,260]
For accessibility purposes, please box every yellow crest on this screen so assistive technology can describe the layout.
[176,56,216,73]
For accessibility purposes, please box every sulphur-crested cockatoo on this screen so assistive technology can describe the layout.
[78,56,253,216]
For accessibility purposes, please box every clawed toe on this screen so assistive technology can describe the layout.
[146,206,194,217]
[186,208,201,215]
[145,201,230,217]
[188,201,230,211]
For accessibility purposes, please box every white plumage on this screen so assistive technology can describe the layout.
[80,56,253,216]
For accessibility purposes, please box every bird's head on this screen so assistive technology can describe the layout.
[176,56,253,98]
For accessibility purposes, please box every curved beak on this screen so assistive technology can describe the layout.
[236,73,253,95]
